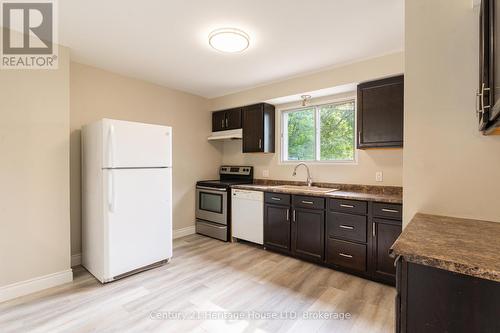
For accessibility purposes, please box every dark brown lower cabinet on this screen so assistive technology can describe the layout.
[372,218,402,284]
[292,208,324,263]
[326,238,367,272]
[263,204,290,252]
[396,259,500,333]
[263,193,402,286]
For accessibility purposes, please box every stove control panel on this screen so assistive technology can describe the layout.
[220,166,253,175]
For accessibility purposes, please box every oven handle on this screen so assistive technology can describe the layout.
[196,186,228,192]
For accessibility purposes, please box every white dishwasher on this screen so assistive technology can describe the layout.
[231,189,264,245]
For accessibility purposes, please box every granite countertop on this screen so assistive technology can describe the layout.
[231,179,403,204]
[390,213,500,282]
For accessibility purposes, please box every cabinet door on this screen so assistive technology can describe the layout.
[243,104,264,152]
[357,75,404,148]
[372,218,402,284]
[292,208,324,262]
[212,111,226,132]
[225,108,242,130]
[264,204,290,252]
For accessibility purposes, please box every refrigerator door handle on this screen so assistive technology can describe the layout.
[108,124,115,168]
[108,170,115,212]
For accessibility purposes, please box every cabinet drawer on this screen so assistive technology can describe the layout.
[329,199,367,215]
[326,238,367,272]
[373,203,402,220]
[327,212,367,243]
[293,195,325,210]
[264,192,291,206]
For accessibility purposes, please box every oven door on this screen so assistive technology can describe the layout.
[195,186,227,225]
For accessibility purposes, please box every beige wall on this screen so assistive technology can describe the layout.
[213,53,405,186]
[70,62,221,256]
[0,46,71,287]
[403,0,500,225]
[210,52,404,110]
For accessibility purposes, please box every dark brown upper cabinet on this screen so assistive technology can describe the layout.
[212,107,242,132]
[357,75,404,149]
[242,103,275,153]
[212,111,226,132]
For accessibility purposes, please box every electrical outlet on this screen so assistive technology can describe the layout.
[262,170,270,178]
[375,171,383,182]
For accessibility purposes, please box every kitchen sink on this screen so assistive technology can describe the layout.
[270,185,339,194]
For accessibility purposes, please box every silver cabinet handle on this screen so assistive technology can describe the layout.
[372,222,376,237]
[382,208,399,213]
[340,204,354,208]
[338,253,353,259]
[393,255,402,268]
[301,200,314,205]
[339,225,354,230]
[292,210,296,222]
[225,118,228,128]
[221,119,224,128]
[271,197,281,201]
[286,209,289,221]
[477,83,491,117]
[358,131,362,144]
[258,139,262,149]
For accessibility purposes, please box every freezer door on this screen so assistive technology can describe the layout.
[103,168,172,279]
[102,119,172,168]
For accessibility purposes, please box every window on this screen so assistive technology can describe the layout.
[282,100,356,162]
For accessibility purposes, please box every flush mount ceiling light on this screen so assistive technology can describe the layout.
[208,28,250,53]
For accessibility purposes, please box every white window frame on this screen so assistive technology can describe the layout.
[280,96,358,165]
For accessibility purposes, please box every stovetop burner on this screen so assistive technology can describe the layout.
[196,166,253,189]
[196,179,253,189]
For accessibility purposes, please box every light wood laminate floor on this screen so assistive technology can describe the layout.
[0,234,395,333]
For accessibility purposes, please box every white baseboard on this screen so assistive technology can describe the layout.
[71,253,82,267]
[173,226,196,239]
[0,269,73,303]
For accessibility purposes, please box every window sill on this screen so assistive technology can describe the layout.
[279,160,358,166]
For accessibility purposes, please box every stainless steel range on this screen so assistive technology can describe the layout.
[195,166,253,241]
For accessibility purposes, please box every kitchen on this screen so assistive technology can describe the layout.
[1,1,499,333]
[197,76,404,287]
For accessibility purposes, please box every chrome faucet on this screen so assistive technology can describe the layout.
[292,163,313,187]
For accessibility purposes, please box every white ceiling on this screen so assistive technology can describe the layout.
[59,0,403,98]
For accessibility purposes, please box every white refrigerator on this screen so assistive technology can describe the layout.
[82,118,172,283]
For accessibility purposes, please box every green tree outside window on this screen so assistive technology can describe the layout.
[284,100,355,162]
